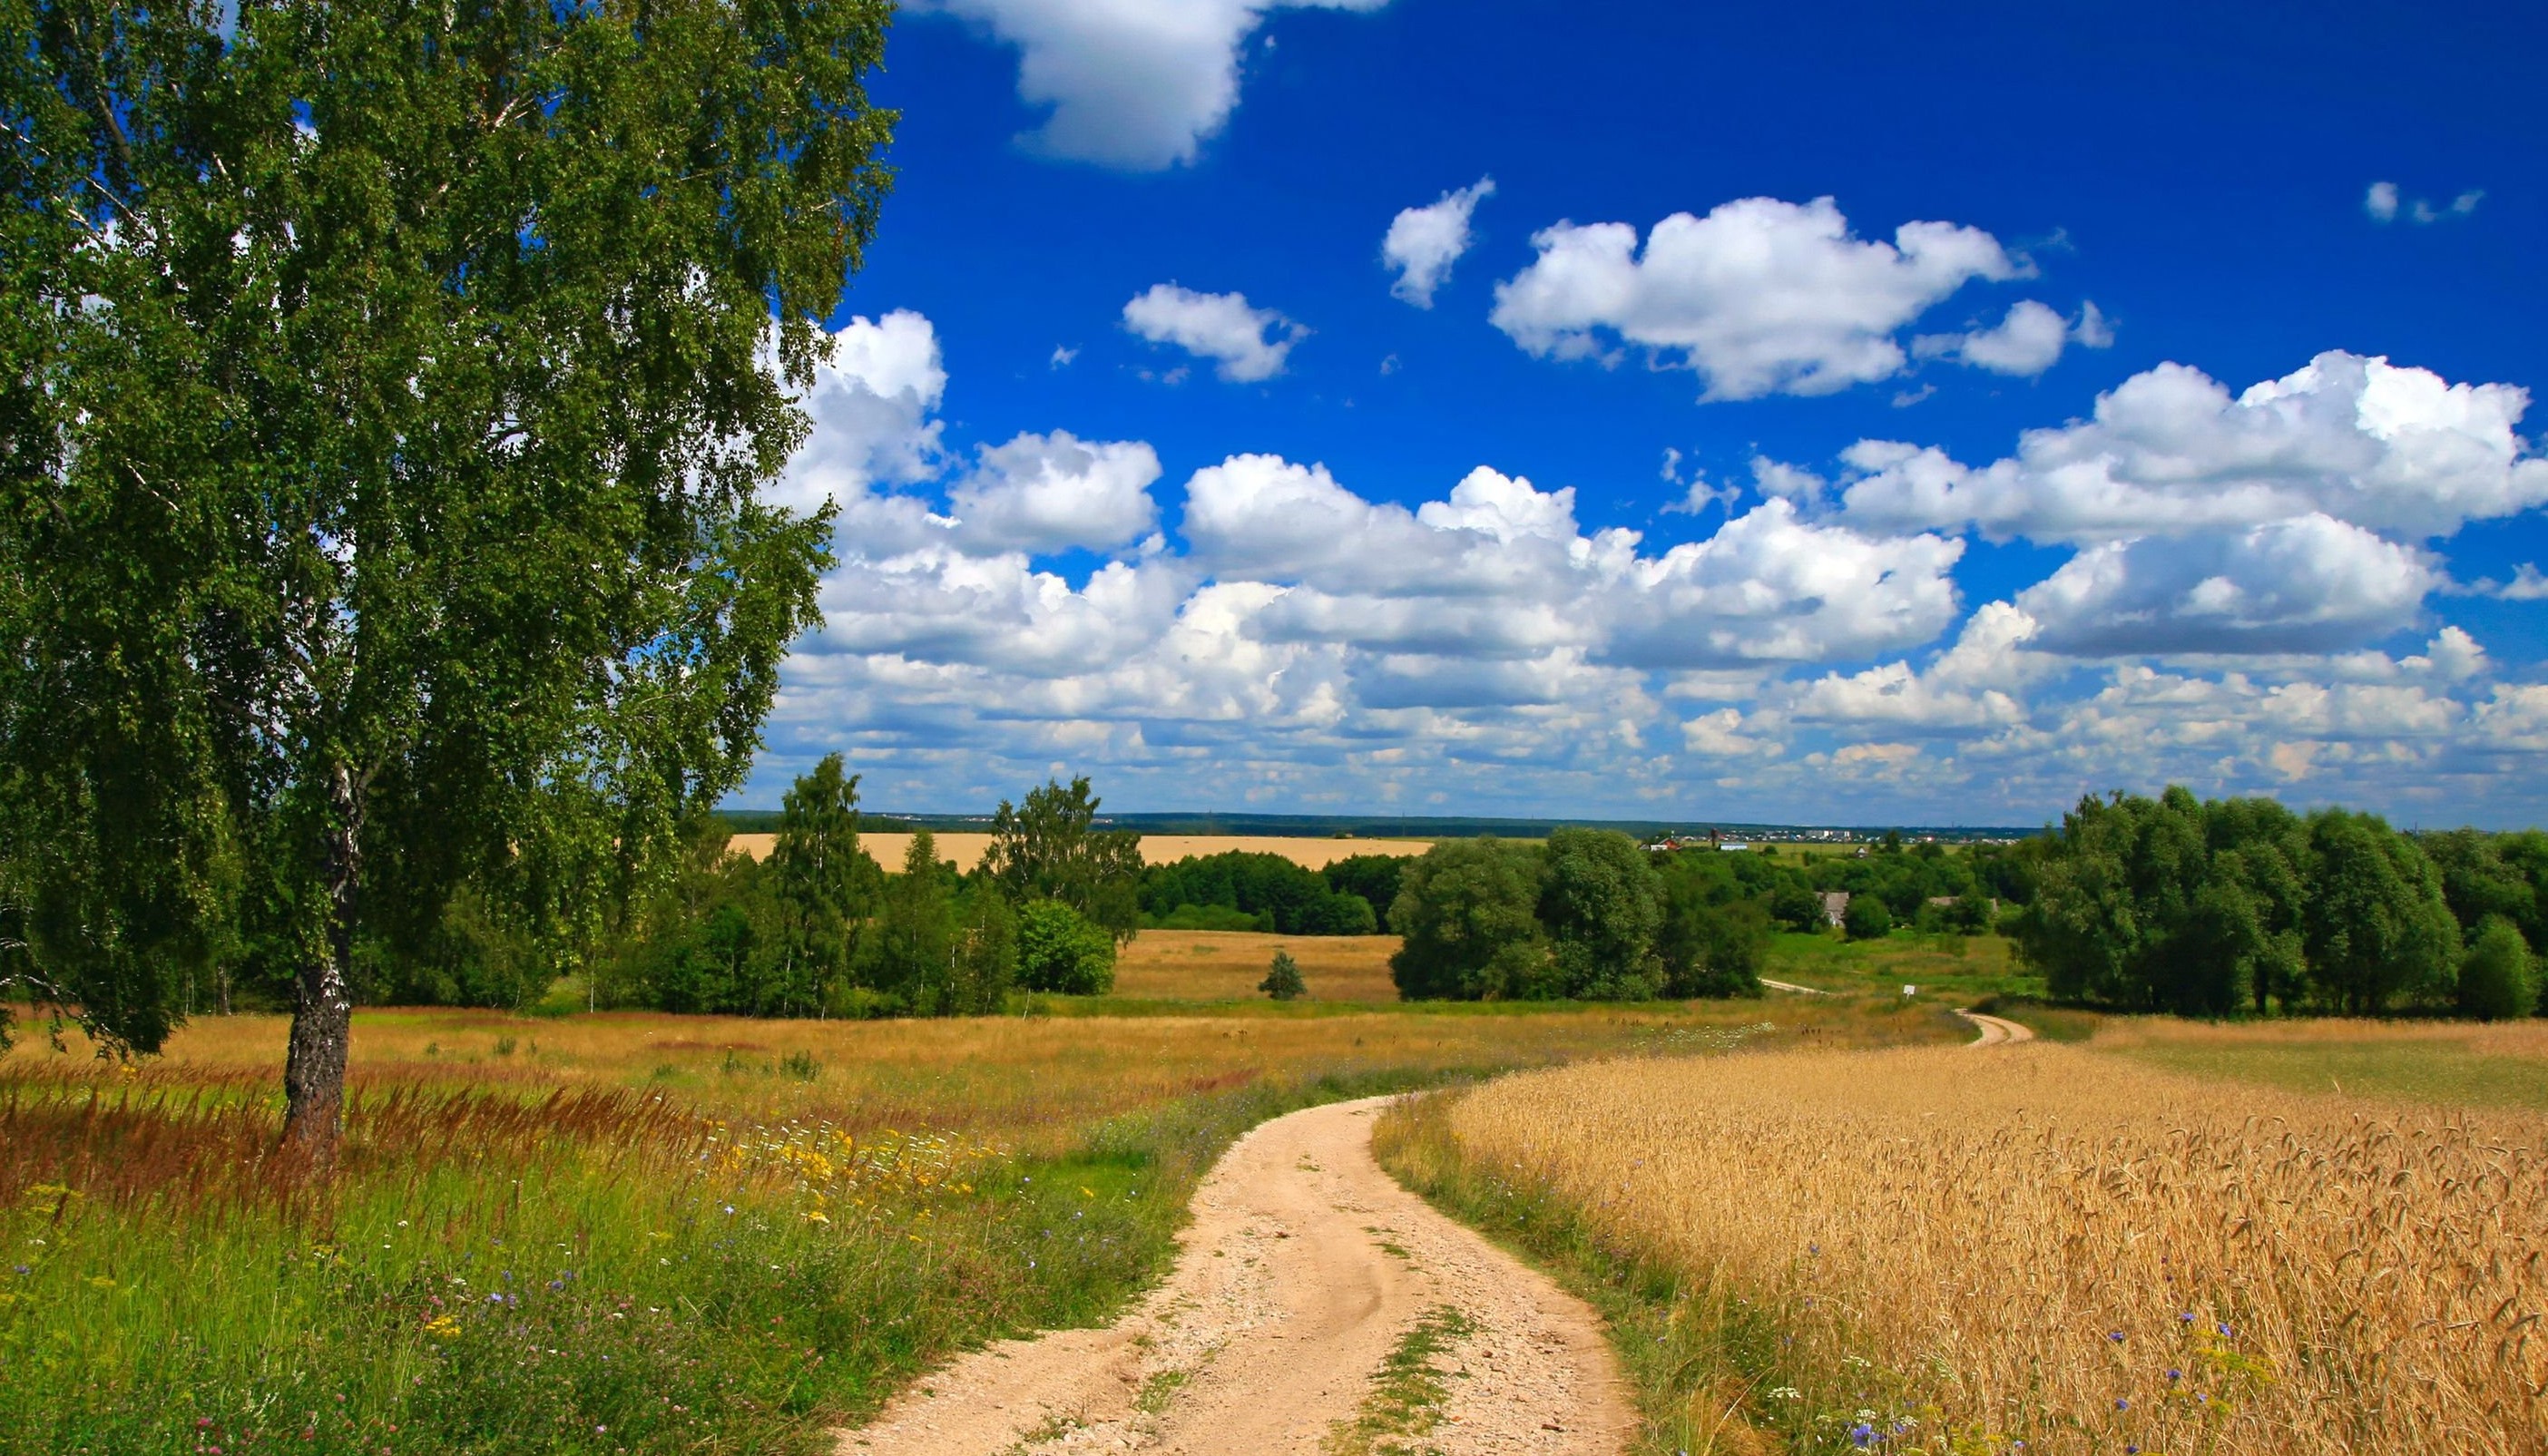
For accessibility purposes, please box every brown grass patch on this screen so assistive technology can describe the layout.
[1432,1043,2548,1455]
[1113,930,1402,1002]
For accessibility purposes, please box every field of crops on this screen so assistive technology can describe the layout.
[1378,1037,2548,1456]
[723,833,1437,872]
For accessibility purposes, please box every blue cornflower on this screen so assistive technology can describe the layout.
[10,1265,26,1276]
[2115,1398,2130,1411]
[2218,1323,2235,1338]
[1848,1422,1877,1448]
[2167,1368,2182,1382]
[2109,1330,2126,1343]
[2179,1312,2196,1323]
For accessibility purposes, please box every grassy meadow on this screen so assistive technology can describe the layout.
[0,946,1947,1456]
[1762,928,2042,1002]
[1377,1030,2548,1456]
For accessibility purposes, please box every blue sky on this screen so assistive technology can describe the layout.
[742,0,2548,827]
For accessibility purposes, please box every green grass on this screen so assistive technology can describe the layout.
[2110,1037,2548,1112]
[1325,1305,1475,1455]
[0,1073,1432,1456]
[1765,930,2044,1004]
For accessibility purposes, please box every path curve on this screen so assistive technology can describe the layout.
[836,1096,1632,1455]
[1954,1010,2036,1046]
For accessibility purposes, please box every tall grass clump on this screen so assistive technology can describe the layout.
[1388,1045,2548,1456]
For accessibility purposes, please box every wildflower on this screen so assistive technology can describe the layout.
[2179,1312,2196,1323]
[10,1265,25,1276]
[2218,1324,2234,1338]
[422,1314,462,1341]
[1848,1422,1877,1448]
[2114,1398,2129,1411]
[2166,1369,2182,1382]
[2108,1331,2126,1343]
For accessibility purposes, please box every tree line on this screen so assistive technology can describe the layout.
[400,767,1138,1017]
[2004,787,2543,1019]
[1138,850,1403,934]
[1383,829,1773,1001]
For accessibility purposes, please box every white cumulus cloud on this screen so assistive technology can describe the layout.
[2367,181,2484,225]
[1122,283,1304,382]
[1786,602,2053,729]
[1487,195,2020,400]
[947,431,1162,556]
[2014,514,2435,657]
[768,310,948,519]
[1833,351,2548,544]
[917,0,1390,170]
[1383,176,1495,307]
[1913,298,2107,377]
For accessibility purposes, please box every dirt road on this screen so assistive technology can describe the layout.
[835,1097,1632,1455]
[1954,1010,2036,1046]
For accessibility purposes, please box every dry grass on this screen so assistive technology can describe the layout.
[2092,1017,2548,1112]
[0,995,1877,1165]
[1420,1043,2548,1455]
[722,833,1434,872]
[1114,930,1402,1002]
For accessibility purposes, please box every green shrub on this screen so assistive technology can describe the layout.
[1016,899,1116,995]
[2458,916,2537,1021]
[1842,894,1894,942]
[1260,951,1307,1001]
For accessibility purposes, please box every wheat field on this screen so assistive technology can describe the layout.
[1419,1043,2548,1455]
[723,832,1436,871]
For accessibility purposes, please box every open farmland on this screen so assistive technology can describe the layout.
[1112,929,1403,1002]
[1378,1039,2548,1456]
[722,833,1436,873]
[0,992,1937,1454]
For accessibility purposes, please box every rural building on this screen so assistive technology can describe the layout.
[1820,892,1849,927]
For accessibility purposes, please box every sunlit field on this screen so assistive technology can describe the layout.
[1378,1038,2548,1456]
[0,977,1940,1455]
[1111,929,1403,1002]
[722,833,1437,872]
[2094,1016,2548,1113]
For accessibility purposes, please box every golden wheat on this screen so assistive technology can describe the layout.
[1436,1044,2548,1454]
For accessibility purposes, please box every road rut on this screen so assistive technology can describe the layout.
[835,1096,1632,1455]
